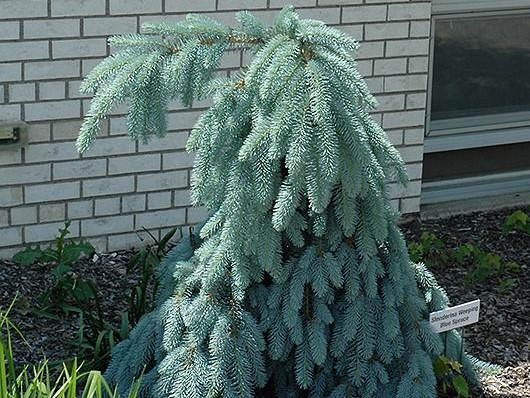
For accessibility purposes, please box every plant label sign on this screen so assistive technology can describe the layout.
[429,300,480,333]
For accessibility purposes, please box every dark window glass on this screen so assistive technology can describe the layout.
[431,13,530,121]
[423,142,530,182]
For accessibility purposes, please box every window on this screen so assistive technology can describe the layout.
[423,2,530,202]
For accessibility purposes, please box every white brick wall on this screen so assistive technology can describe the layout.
[0,0,432,258]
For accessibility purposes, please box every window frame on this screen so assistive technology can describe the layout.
[425,6,530,153]
[432,0,530,14]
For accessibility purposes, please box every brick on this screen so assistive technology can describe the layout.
[25,181,80,203]
[39,82,66,100]
[162,151,194,170]
[404,128,425,145]
[66,81,87,99]
[40,203,66,222]
[25,142,79,163]
[319,0,361,5]
[0,63,21,82]
[405,162,423,180]
[385,130,403,146]
[389,179,421,199]
[165,0,216,12]
[9,83,34,103]
[137,131,188,152]
[53,120,82,140]
[364,77,384,94]
[68,200,93,219]
[53,159,107,180]
[219,51,242,70]
[51,0,105,17]
[82,58,105,76]
[217,0,268,9]
[356,41,384,59]
[87,236,107,252]
[383,110,425,129]
[0,149,22,166]
[365,22,409,41]
[338,24,363,40]
[0,41,48,62]
[0,187,23,207]
[388,2,431,21]
[148,191,172,210]
[25,60,80,80]
[83,176,134,197]
[297,8,341,24]
[374,94,405,112]
[410,20,431,37]
[0,210,8,227]
[82,136,136,157]
[108,154,160,175]
[396,145,423,163]
[11,206,38,225]
[374,58,407,76]
[408,57,429,73]
[400,196,421,214]
[356,60,373,77]
[0,164,50,185]
[406,93,427,109]
[137,170,188,192]
[0,104,20,120]
[0,1,48,19]
[167,110,203,131]
[342,5,387,23]
[122,194,146,212]
[24,19,80,39]
[174,189,191,207]
[136,208,186,229]
[83,17,138,36]
[386,39,429,57]
[388,3,431,21]
[188,207,208,224]
[0,21,20,40]
[0,227,22,247]
[108,232,147,251]
[0,247,20,259]
[25,100,81,121]
[82,214,133,236]
[52,38,107,59]
[25,221,80,243]
[270,0,315,7]
[95,197,121,216]
[384,74,428,93]
[110,0,162,14]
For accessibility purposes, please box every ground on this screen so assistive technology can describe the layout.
[0,207,528,397]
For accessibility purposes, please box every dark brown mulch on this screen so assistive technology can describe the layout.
[0,250,138,365]
[402,206,530,398]
[0,206,528,397]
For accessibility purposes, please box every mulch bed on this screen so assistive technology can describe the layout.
[402,206,530,398]
[0,207,528,397]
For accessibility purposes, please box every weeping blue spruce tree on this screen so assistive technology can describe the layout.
[77,7,484,397]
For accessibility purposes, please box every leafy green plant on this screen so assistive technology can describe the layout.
[503,209,530,234]
[408,231,448,267]
[13,221,96,310]
[433,355,470,398]
[127,227,178,325]
[409,231,520,288]
[454,243,521,286]
[12,222,122,369]
[0,301,141,398]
